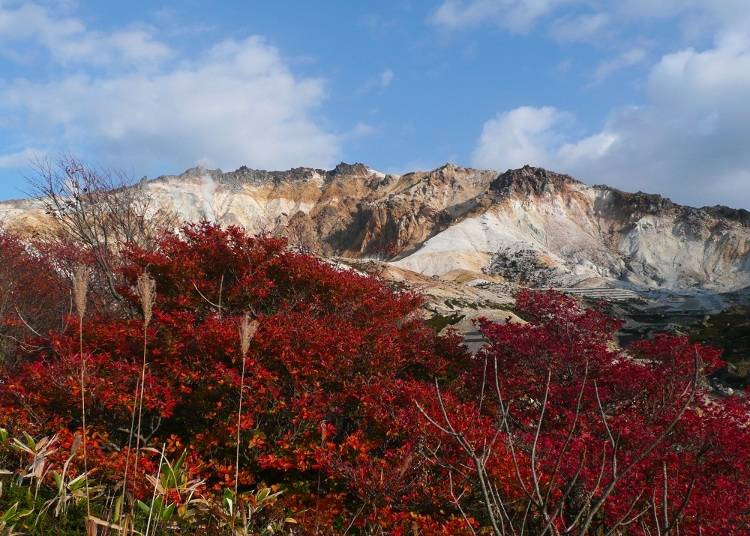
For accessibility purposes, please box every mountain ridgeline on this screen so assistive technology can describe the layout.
[2,163,750,292]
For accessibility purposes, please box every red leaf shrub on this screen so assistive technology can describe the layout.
[0,230,68,361]
[451,290,750,534]
[0,223,471,532]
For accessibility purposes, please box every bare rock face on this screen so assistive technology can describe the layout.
[390,165,750,291]
[2,162,749,292]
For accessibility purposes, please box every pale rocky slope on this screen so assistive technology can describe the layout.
[2,163,750,293]
[394,166,750,291]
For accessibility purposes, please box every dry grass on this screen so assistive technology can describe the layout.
[235,315,258,499]
[72,265,91,518]
[127,272,157,523]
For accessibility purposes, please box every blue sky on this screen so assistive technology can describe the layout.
[1,1,749,208]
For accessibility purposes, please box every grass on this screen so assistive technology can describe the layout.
[0,426,295,535]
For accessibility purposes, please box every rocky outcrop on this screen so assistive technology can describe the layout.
[489,166,582,197]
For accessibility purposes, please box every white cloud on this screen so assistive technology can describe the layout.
[0,4,340,173]
[471,106,570,170]
[0,3,170,66]
[550,12,610,42]
[431,0,565,32]
[0,148,43,168]
[357,69,395,95]
[614,0,747,25]
[433,0,750,43]
[590,47,647,85]
[569,33,750,205]
[557,131,618,163]
[471,32,750,208]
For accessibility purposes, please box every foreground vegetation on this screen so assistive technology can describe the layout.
[0,162,749,534]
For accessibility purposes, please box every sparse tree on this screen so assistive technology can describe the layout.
[30,156,178,307]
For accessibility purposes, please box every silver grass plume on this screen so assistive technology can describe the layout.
[235,314,258,499]
[239,315,259,356]
[72,265,89,319]
[130,270,156,507]
[136,272,156,327]
[72,264,91,516]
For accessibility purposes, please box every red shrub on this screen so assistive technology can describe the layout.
[0,230,68,362]
[0,223,471,532]
[455,290,750,534]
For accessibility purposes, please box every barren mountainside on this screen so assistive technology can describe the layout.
[2,163,750,292]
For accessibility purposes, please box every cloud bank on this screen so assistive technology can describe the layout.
[0,2,339,173]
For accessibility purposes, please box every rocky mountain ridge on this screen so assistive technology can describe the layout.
[2,162,749,292]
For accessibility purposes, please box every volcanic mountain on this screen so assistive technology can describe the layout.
[2,162,750,293]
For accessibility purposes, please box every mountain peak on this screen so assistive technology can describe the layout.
[181,165,223,178]
[490,165,581,197]
[330,162,370,177]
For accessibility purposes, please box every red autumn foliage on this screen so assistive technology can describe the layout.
[0,230,68,360]
[437,290,750,534]
[1,223,749,534]
[0,223,471,532]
